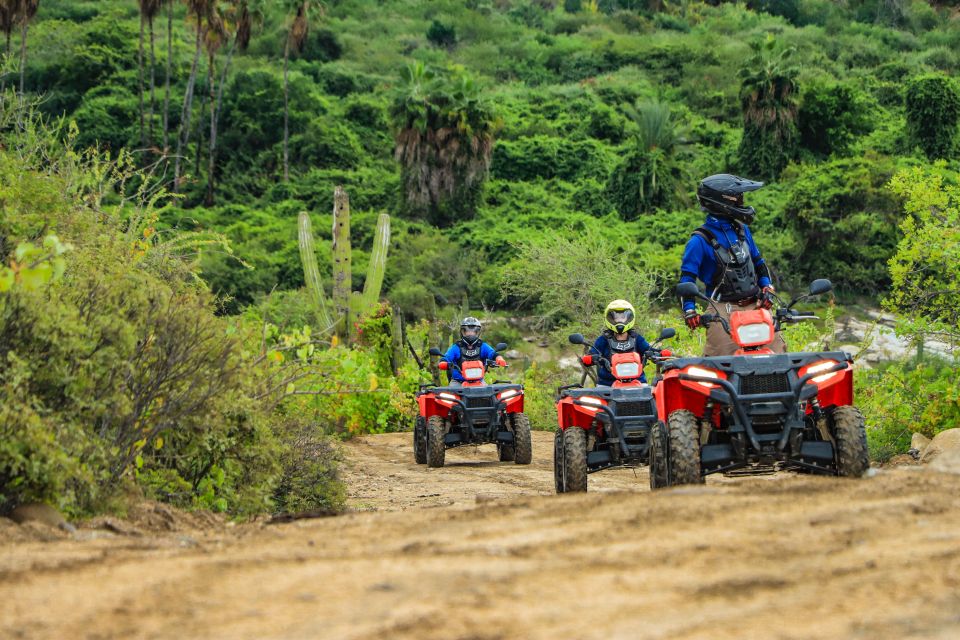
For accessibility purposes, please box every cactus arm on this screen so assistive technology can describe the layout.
[361,213,390,315]
[297,211,333,333]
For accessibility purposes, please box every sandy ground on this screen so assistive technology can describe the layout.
[3,431,960,640]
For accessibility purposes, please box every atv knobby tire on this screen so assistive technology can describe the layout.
[512,413,533,465]
[832,405,869,477]
[561,427,588,492]
[426,416,446,468]
[498,443,516,462]
[554,430,565,493]
[666,410,702,485]
[649,421,671,490]
[414,416,427,464]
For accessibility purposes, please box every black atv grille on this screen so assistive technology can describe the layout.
[616,400,654,417]
[739,373,790,395]
[466,397,494,409]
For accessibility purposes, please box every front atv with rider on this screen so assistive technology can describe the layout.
[414,342,531,468]
[649,280,869,488]
[554,328,675,493]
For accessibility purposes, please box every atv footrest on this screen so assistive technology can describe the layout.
[496,431,515,445]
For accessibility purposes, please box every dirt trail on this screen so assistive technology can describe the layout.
[4,433,960,640]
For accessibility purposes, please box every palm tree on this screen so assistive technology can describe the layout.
[391,62,498,226]
[283,0,312,183]
[174,0,210,192]
[736,35,800,181]
[606,99,686,219]
[0,1,16,96]
[15,0,38,97]
[161,0,174,154]
[207,0,261,204]
[138,0,162,149]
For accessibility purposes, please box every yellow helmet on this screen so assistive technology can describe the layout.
[604,299,636,334]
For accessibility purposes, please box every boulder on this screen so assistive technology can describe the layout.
[502,349,522,360]
[920,428,960,464]
[911,432,931,455]
[929,448,960,475]
[9,503,77,533]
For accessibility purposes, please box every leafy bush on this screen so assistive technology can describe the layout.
[905,73,960,160]
[782,157,900,292]
[798,80,874,157]
[426,20,457,49]
[885,165,960,344]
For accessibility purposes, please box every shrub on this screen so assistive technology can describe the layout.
[783,157,900,292]
[426,20,457,49]
[798,80,874,157]
[905,74,960,160]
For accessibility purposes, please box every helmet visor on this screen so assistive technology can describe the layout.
[460,325,481,341]
[606,309,634,327]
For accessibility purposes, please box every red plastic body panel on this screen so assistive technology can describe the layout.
[654,367,720,426]
[417,393,453,420]
[556,395,606,432]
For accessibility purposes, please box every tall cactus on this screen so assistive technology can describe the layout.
[332,186,352,337]
[297,186,391,343]
[361,213,391,313]
[297,211,333,332]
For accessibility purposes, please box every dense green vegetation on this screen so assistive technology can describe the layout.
[2,0,960,516]
[24,0,960,310]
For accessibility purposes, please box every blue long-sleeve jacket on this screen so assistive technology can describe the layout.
[442,342,498,382]
[590,333,651,386]
[679,215,771,312]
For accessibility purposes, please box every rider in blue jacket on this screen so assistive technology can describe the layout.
[589,300,652,386]
[442,317,504,383]
[679,174,783,356]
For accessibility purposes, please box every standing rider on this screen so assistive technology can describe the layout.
[442,317,506,385]
[679,174,785,356]
[589,300,653,386]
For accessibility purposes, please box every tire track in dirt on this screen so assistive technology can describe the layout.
[2,433,960,639]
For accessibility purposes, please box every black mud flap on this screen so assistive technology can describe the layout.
[701,444,735,472]
[587,450,613,472]
[496,431,515,444]
[444,433,462,446]
[798,441,834,463]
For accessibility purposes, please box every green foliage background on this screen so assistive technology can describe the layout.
[3,0,960,517]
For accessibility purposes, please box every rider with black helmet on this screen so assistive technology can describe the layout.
[679,174,785,356]
[441,317,506,384]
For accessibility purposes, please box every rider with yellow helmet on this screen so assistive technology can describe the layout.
[586,300,654,386]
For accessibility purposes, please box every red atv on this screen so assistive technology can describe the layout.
[554,328,676,493]
[413,342,531,468]
[649,280,869,488]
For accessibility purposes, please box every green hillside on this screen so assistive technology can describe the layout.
[22,0,959,312]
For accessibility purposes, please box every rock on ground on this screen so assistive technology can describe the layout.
[920,428,960,464]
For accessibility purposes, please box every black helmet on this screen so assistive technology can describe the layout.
[697,174,764,225]
[460,316,482,346]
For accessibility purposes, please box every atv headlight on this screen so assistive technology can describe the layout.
[736,322,772,345]
[498,389,520,400]
[579,396,604,405]
[686,366,720,388]
[806,359,840,384]
[614,361,641,379]
[438,392,460,401]
[463,366,484,380]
